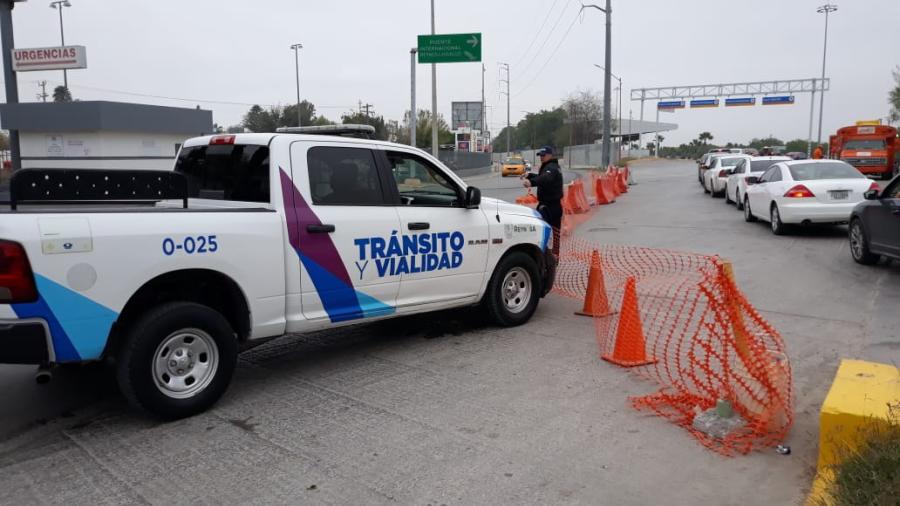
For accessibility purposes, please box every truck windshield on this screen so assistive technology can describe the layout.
[843,139,885,150]
[788,162,864,181]
[174,144,270,203]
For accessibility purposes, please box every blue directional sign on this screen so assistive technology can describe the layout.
[725,97,756,107]
[657,100,685,109]
[762,95,795,106]
[690,99,719,108]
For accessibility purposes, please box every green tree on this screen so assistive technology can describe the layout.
[747,137,785,150]
[241,101,332,132]
[52,85,72,102]
[698,131,713,144]
[400,109,453,149]
[515,108,566,150]
[889,66,900,124]
[341,111,388,140]
[785,139,810,153]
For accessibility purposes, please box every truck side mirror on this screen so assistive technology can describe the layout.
[465,186,481,209]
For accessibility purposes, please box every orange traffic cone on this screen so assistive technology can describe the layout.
[602,277,658,367]
[575,250,616,317]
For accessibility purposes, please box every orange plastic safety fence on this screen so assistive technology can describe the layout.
[552,234,793,457]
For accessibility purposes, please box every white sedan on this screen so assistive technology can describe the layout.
[704,155,750,197]
[743,160,879,235]
[724,156,792,209]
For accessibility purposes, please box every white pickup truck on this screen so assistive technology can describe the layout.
[0,126,555,418]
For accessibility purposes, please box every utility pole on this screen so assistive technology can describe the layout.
[480,63,485,152]
[594,64,622,161]
[807,79,817,156]
[37,80,49,102]
[815,4,837,146]
[582,1,613,166]
[410,48,417,147]
[49,0,71,90]
[499,62,510,154]
[1,0,21,171]
[430,0,438,157]
[290,43,303,127]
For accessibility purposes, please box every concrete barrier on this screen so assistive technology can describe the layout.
[807,359,900,504]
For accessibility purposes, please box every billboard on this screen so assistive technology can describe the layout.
[451,101,483,131]
[12,45,87,72]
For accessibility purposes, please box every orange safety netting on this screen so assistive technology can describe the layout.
[514,165,793,456]
[552,234,793,456]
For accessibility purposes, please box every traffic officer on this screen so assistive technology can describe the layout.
[522,146,563,255]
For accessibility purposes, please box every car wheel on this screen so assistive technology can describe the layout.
[117,302,238,419]
[849,219,880,265]
[484,251,541,327]
[770,204,789,235]
[735,189,743,210]
[743,197,756,222]
[724,186,732,204]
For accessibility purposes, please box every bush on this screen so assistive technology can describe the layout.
[824,406,900,506]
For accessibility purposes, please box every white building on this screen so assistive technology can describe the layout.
[0,101,213,170]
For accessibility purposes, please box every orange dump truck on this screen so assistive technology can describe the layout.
[829,122,899,180]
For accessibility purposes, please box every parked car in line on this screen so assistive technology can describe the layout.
[849,175,900,264]
[698,152,729,186]
[786,151,809,160]
[704,155,749,197]
[724,156,792,208]
[743,160,879,235]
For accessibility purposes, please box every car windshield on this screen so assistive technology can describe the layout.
[504,158,523,164]
[843,139,885,150]
[788,162,864,181]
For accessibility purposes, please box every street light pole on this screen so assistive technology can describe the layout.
[815,4,837,146]
[49,0,70,90]
[290,43,303,127]
[582,1,612,167]
[430,0,438,157]
[410,48,417,147]
[594,64,622,161]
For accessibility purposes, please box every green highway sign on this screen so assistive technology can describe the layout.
[417,33,481,64]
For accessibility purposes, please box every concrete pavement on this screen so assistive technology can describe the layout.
[1,158,896,504]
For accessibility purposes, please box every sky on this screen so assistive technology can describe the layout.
[4,0,899,146]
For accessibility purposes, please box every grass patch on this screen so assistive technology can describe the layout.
[822,405,900,506]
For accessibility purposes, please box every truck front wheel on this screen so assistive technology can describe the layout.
[116,302,238,419]
[484,251,541,327]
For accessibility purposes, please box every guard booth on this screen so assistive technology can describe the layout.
[0,101,213,170]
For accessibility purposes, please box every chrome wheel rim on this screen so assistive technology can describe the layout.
[152,329,219,399]
[501,267,532,314]
[850,223,864,259]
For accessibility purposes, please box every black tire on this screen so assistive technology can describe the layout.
[484,251,541,327]
[743,197,756,222]
[724,186,732,204]
[116,302,238,419]
[770,204,789,235]
[849,219,880,265]
[735,189,743,210]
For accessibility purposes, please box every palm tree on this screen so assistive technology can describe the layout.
[698,131,713,144]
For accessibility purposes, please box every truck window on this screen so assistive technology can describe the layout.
[174,144,270,203]
[306,147,385,206]
[843,139,885,150]
[385,151,461,207]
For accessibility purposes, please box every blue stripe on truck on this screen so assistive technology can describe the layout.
[12,274,118,362]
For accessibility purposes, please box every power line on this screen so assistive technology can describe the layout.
[514,9,581,98]
[26,79,352,109]
[510,0,562,69]
[514,0,574,85]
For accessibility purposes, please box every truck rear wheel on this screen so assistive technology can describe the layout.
[116,302,238,419]
[484,251,541,327]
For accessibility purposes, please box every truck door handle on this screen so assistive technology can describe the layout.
[307,224,335,233]
[408,222,430,231]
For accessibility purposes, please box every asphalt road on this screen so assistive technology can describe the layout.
[1,159,897,505]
